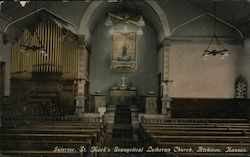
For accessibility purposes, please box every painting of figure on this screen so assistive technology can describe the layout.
[111,32,137,72]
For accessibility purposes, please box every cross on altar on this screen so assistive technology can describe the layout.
[121,76,126,87]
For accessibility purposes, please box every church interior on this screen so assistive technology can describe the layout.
[0,0,250,157]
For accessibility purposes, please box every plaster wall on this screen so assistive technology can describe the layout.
[169,40,240,98]
[89,22,159,97]
[240,39,250,98]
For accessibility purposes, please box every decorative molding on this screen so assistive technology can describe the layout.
[157,37,171,52]
[4,7,78,34]
[77,35,91,52]
[171,12,243,40]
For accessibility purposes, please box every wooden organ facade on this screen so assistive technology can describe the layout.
[10,19,81,116]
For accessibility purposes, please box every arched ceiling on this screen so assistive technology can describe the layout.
[81,1,164,38]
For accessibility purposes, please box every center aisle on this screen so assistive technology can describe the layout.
[111,104,139,147]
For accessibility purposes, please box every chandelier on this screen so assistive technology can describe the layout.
[105,1,145,35]
[20,4,47,56]
[202,2,228,60]
[0,1,45,55]
[202,36,228,60]
[20,30,47,56]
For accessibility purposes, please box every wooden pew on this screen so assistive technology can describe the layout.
[152,135,250,143]
[145,129,250,136]
[0,116,104,156]
[139,118,250,155]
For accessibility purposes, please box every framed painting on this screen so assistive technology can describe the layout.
[111,32,137,72]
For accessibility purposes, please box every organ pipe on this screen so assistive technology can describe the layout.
[11,19,79,80]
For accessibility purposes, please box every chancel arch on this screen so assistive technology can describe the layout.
[75,1,174,144]
[77,1,172,116]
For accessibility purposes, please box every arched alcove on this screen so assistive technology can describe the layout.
[89,18,158,96]
[77,1,170,105]
[79,2,168,95]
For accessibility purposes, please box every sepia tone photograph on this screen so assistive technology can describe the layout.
[0,0,250,157]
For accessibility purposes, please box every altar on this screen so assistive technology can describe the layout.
[109,86,137,106]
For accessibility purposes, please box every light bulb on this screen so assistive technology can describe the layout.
[25,52,30,56]
[203,53,209,57]
[202,53,208,60]
[122,25,129,34]
[224,51,229,57]
[20,47,25,53]
[105,16,113,26]
[109,27,114,35]
[40,49,46,54]
[136,27,143,35]
[220,51,229,59]
[202,56,207,60]
[137,16,145,27]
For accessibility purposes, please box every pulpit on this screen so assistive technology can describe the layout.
[109,86,136,105]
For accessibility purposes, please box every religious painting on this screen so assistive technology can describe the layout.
[111,32,137,72]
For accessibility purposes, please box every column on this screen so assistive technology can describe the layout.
[161,38,172,117]
[75,35,89,116]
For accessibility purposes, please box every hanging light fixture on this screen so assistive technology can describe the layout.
[20,32,47,56]
[109,27,114,35]
[105,13,145,35]
[202,2,228,60]
[105,1,145,35]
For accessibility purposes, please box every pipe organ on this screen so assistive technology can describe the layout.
[10,19,80,116]
[11,19,78,79]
